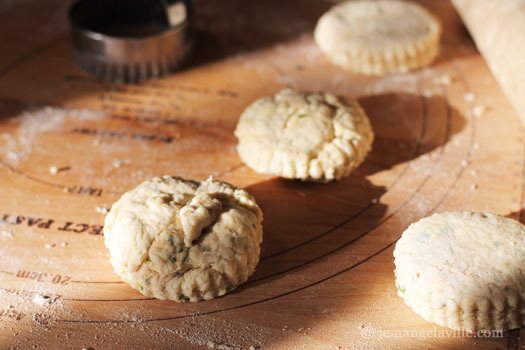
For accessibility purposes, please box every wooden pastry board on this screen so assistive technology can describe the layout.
[1,0,524,349]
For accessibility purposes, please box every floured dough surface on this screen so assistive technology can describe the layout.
[314,0,441,75]
[104,175,263,302]
[234,89,373,181]
[394,211,525,331]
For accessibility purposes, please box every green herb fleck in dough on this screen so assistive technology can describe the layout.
[398,285,406,293]
[227,284,238,292]
[103,175,264,303]
[415,232,429,244]
[441,226,453,235]
[234,89,373,182]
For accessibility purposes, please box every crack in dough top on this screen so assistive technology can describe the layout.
[104,175,263,302]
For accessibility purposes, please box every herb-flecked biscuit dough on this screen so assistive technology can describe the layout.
[234,89,373,181]
[104,176,263,302]
[314,0,442,75]
[394,211,525,331]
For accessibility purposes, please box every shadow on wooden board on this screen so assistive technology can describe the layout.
[242,92,466,282]
[191,0,478,69]
[190,0,331,68]
[507,210,525,223]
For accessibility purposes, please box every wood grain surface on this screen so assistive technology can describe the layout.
[0,0,524,349]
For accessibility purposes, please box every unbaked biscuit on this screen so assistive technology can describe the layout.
[314,0,442,75]
[104,175,263,302]
[234,89,373,182]
[394,211,525,331]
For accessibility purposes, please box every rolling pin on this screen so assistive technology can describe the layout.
[452,0,525,124]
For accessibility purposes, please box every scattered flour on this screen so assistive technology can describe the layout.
[32,294,57,306]
[163,318,266,350]
[463,92,475,103]
[95,206,109,214]
[0,228,15,239]
[433,74,452,86]
[2,106,104,164]
[472,104,486,117]
[112,159,131,168]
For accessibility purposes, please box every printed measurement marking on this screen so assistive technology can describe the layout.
[1,214,53,229]
[0,287,40,300]
[73,127,174,143]
[1,213,103,235]
[108,112,209,129]
[63,74,239,98]
[16,270,71,285]
[66,185,103,197]
[33,312,53,326]
[0,308,25,321]
[57,221,102,235]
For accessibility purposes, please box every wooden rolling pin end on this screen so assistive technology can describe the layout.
[452,0,525,126]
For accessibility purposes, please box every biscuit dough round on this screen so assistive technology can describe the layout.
[104,176,263,302]
[234,89,374,181]
[314,0,442,75]
[394,211,525,331]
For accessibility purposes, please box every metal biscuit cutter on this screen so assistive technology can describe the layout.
[69,0,193,83]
